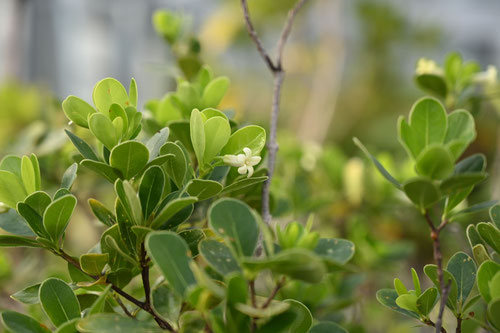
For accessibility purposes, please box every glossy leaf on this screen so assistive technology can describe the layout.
[146,231,196,296]
[199,239,241,276]
[415,145,454,180]
[221,125,266,156]
[61,163,78,190]
[440,172,486,194]
[114,179,143,226]
[39,278,81,327]
[89,113,118,150]
[0,209,35,236]
[129,78,138,106]
[203,116,231,164]
[88,199,115,227]
[0,170,27,208]
[283,299,313,333]
[151,285,182,326]
[146,127,169,161]
[190,109,206,166]
[186,179,223,201]
[477,222,500,254]
[444,109,476,159]
[446,252,476,304]
[80,159,121,183]
[43,194,77,241]
[376,289,420,319]
[0,235,41,248]
[139,166,165,219]
[11,283,41,305]
[92,78,130,113]
[62,96,96,128]
[0,310,51,333]
[403,177,441,211]
[353,137,402,189]
[208,198,259,257]
[160,142,187,188]
[80,253,109,276]
[424,264,458,310]
[314,238,355,267]
[490,204,500,229]
[201,77,229,108]
[110,141,149,179]
[64,130,99,161]
[179,229,205,257]
[221,176,268,194]
[416,287,438,316]
[477,260,500,302]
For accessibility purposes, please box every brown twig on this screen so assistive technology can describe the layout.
[424,213,449,333]
[424,319,448,333]
[249,280,257,307]
[456,316,462,333]
[261,277,286,309]
[57,249,175,331]
[240,0,311,225]
[115,295,134,317]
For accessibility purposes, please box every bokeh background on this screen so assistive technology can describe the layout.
[1,0,500,332]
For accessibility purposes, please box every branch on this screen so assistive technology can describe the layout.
[424,319,448,333]
[261,276,286,309]
[240,0,311,225]
[57,249,175,332]
[424,212,450,333]
[456,316,462,333]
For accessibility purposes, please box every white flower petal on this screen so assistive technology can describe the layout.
[238,165,248,175]
[246,165,254,178]
[248,156,261,166]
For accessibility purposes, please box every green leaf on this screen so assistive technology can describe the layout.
[415,145,454,180]
[0,209,35,236]
[201,108,228,121]
[0,170,27,208]
[88,199,115,227]
[0,310,51,333]
[416,287,438,316]
[309,322,347,333]
[203,116,231,165]
[455,153,486,174]
[314,238,355,268]
[107,268,132,289]
[221,176,268,194]
[80,253,109,276]
[89,113,118,150]
[139,166,165,219]
[114,179,143,226]
[186,179,223,201]
[477,222,500,254]
[88,285,112,315]
[409,97,448,147]
[283,299,312,333]
[201,77,229,108]
[221,125,266,155]
[395,293,418,313]
[424,264,458,311]
[92,78,131,113]
[62,95,96,128]
[108,104,128,139]
[208,198,259,257]
[64,130,99,161]
[375,289,420,319]
[21,155,36,194]
[235,301,290,318]
[178,229,205,257]
[29,154,41,191]
[110,141,149,180]
[394,278,408,296]
[129,78,138,107]
[17,202,48,238]
[490,205,500,229]
[151,285,182,326]
[199,239,241,276]
[39,278,81,327]
[61,163,78,190]
[77,313,163,333]
[145,231,196,296]
[11,283,41,305]
[472,244,490,265]
[190,109,206,166]
[449,200,498,220]
[446,252,476,305]
[226,274,247,305]
[466,225,484,248]
[489,272,500,300]
[477,260,500,302]
[411,268,421,296]
[243,249,326,283]
[54,188,71,200]
[403,177,441,211]
[444,109,476,159]
[0,234,41,248]
[150,196,198,229]
[488,298,500,331]
[353,137,402,189]
[146,127,170,161]
[55,318,79,333]
[440,172,486,194]
[43,195,77,242]
[415,74,447,98]
[160,142,187,188]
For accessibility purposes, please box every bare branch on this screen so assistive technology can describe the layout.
[240,0,311,225]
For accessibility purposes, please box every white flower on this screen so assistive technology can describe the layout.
[473,65,497,85]
[223,147,261,178]
[415,58,443,76]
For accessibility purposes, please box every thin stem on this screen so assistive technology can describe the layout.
[140,243,151,305]
[261,277,286,309]
[249,280,257,307]
[57,249,175,332]
[456,316,462,333]
[424,319,448,333]
[240,0,310,225]
[115,294,134,318]
[424,213,450,333]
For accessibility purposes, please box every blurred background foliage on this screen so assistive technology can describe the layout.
[1,0,500,331]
